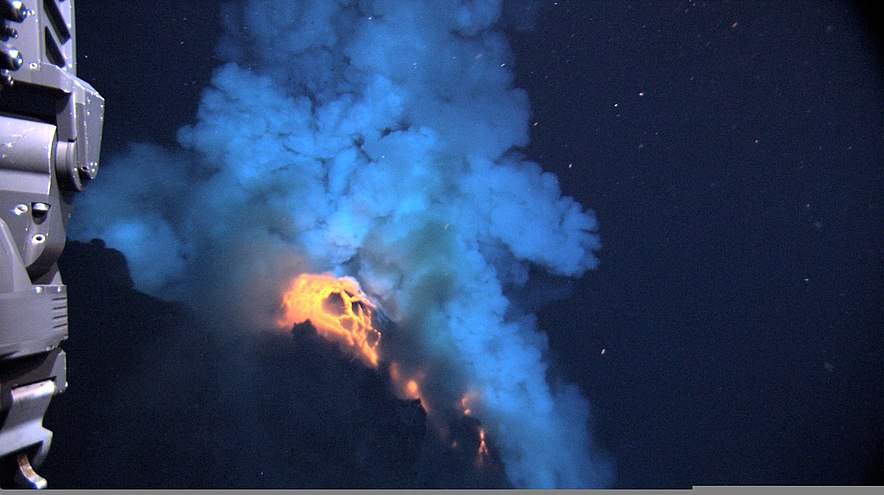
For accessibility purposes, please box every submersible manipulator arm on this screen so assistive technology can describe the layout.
[0,0,103,488]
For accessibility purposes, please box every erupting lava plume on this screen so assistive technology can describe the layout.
[74,0,610,485]
[279,273,494,464]
[278,273,381,367]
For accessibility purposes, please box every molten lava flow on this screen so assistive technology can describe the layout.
[279,274,492,465]
[279,273,381,367]
[477,427,489,462]
[461,391,490,462]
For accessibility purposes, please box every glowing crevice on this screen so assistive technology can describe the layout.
[278,273,381,367]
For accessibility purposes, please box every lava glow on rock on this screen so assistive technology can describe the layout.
[278,273,381,367]
[279,272,491,463]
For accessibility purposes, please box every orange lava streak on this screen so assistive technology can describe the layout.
[477,428,489,460]
[461,391,490,461]
[279,273,381,367]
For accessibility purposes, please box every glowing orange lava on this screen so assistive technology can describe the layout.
[279,273,381,367]
[389,362,429,412]
[406,380,420,396]
[477,427,489,461]
[279,274,491,463]
[460,391,490,461]
[460,391,480,416]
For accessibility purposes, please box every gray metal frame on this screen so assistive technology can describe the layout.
[0,0,103,487]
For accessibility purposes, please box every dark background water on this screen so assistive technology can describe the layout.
[39,0,882,488]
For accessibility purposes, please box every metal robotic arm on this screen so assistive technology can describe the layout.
[0,0,103,488]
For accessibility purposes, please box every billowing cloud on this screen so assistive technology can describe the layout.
[72,0,609,488]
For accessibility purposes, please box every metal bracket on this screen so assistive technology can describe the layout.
[0,379,56,488]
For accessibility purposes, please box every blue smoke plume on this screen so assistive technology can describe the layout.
[71,0,609,488]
